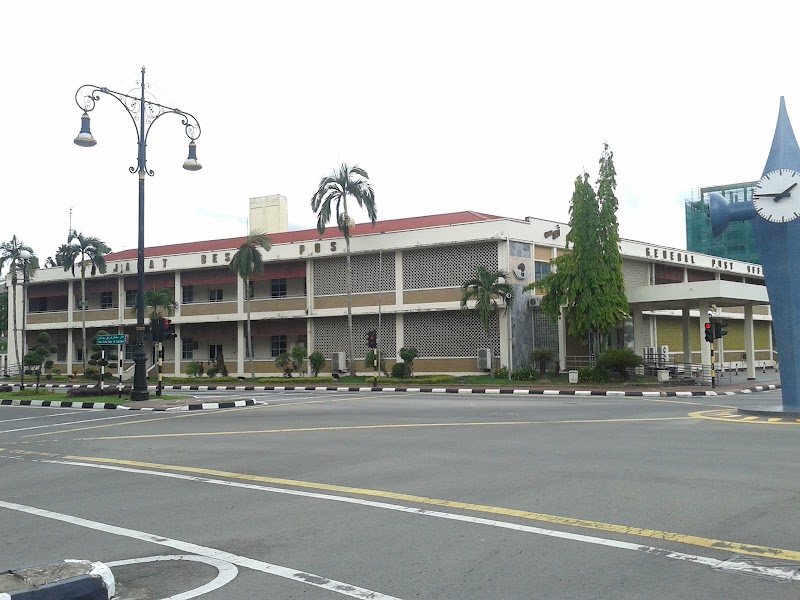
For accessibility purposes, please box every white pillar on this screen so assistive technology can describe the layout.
[698,301,711,367]
[236,321,245,376]
[744,305,756,380]
[682,309,692,366]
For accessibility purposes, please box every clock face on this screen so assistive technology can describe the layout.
[753,169,800,223]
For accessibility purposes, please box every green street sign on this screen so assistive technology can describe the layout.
[96,334,128,345]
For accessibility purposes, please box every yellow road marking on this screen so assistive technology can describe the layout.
[73,416,692,441]
[58,454,800,563]
[690,409,800,425]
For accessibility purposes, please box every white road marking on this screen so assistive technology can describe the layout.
[106,555,237,600]
[20,457,800,583]
[0,410,84,423]
[0,500,403,599]
[0,413,146,434]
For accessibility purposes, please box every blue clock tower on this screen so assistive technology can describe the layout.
[711,97,800,413]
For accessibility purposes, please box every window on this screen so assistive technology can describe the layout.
[125,345,135,361]
[209,289,223,302]
[271,278,287,298]
[247,281,255,300]
[125,290,137,308]
[182,339,194,360]
[534,261,551,282]
[182,286,194,304]
[271,335,287,357]
[101,291,113,309]
[209,344,223,361]
[76,348,83,362]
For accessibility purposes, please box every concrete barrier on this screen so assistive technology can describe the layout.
[0,560,114,600]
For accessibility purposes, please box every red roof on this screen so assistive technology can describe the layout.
[105,211,503,261]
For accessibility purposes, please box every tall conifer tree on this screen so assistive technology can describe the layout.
[529,144,628,356]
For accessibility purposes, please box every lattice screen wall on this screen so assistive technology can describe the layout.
[404,310,499,357]
[312,314,397,359]
[402,243,498,290]
[623,260,651,290]
[313,253,396,296]
[533,309,559,351]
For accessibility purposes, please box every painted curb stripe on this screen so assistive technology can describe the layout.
[0,399,255,411]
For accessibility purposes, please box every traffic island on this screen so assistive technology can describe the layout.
[0,560,115,600]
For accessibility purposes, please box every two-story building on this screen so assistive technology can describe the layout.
[5,195,774,379]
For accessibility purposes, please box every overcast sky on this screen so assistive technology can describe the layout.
[2,1,798,272]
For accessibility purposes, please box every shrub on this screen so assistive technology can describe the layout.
[275,352,294,377]
[67,387,127,398]
[529,347,557,374]
[215,352,228,377]
[391,363,409,378]
[45,373,53,380]
[596,348,644,380]
[186,361,203,377]
[578,366,610,384]
[511,369,538,381]
[84,366,100,381]
[206,366,219,378]
[399,347,418,377]
[308,351,325,377]
[493,366,509,379]
[291,344,308,376]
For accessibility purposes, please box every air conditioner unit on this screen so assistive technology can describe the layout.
[477,348,492,371]
[660,345,669,357]
[332,352,348,373]
[528,297,542,308]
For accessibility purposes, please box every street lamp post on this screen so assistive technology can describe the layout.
[74,66,202,401]
[19,250,31,391]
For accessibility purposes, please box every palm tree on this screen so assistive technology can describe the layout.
[141,288,179,319]
[311,163,376,376]
[0,236,37,376]
[229,231,272,379]
[62,233,111,372]
[460,266,514,367]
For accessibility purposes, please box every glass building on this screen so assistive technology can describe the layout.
[685,181,760,264]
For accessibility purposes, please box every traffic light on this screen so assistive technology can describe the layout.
[714,321,728,340]
[367,330,377,349]
[163,318,177,340]
[151,317,163,342]
[704,322,713,343]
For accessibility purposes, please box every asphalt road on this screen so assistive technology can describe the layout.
[1,389,799,599]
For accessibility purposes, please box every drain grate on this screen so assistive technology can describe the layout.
[713,555,800,582]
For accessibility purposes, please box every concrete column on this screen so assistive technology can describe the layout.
[682,309,692,367]
[395,251,403,306]
[698,301,711,367]
[744,305,756,380]
[236,321,245,376]
[395,313,404,359]
[66,328,74,376]
[174,324,182,376]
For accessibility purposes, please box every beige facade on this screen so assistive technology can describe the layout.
[5,207,773,379]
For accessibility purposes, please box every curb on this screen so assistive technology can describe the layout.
[0,383,781,410]
[0,560,114,600]
[0,398,256,411]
